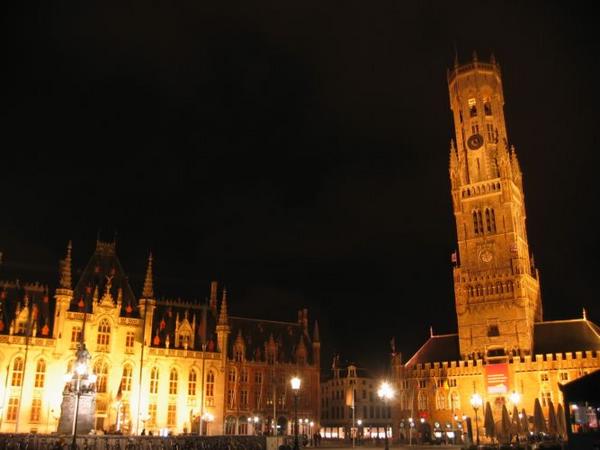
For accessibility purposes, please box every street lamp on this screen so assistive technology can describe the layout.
[377,382,394,450]
[290,376,301,450]
[63,343,96,450]
[470,393,483,446]
[253,416,259,435]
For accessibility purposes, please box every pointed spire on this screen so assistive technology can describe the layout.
[218,287,228,325]
[142,252,154,298]
[583,308,587,320]
[430,325,434,337]
[472,50,478,62]
[453,42,459,68]
[60,241,73,289]
[490,52,497,65]
[313,320,320,343]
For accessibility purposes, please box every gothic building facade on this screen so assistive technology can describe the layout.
[0,240,320,435]
[392,54,600,440]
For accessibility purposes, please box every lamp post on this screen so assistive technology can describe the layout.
[199,342,207,435]
[63,343,96,450]
[377,382,394,450]
[470,393,483,447]
[509,391,521,443]
[202,412,214,436]
[291,376,301,450]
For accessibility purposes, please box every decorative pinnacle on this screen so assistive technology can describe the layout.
[59,241,73,289]
[313,320,320,343]
[218,288,228,325]
[142,252,154,298]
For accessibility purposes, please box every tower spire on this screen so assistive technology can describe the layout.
[218,288,228,325]
[142,252,154,298]
[59,241,73,289]
[313,320,320,343]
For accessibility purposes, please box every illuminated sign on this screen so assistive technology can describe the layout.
[486,363,509,395]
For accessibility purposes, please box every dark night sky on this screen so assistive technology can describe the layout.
[2,1,600,374]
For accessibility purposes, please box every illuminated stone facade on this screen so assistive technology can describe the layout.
[0,241,320,435]
[391,54,600,439]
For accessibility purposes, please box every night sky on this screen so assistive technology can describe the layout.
[3,1,600,375]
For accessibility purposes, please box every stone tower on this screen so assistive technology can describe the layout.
[448,53,542,360]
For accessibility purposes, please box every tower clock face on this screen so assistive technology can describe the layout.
[467,133,484,150]
[479,249,493,263]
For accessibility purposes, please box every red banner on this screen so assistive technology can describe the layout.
[486,363,509,395]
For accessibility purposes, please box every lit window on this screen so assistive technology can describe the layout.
[436,391,447,410]
[228,369,236,383]
[240,368,248,383]
[125,331,135,352]
[559,372,569,382]
[121,364,133,392]
[450,391,460,410]
[418,391,428,410]
[150,367,159,394]
[7,397,19,421]
[468,98,477,117]
[540,373,549,382]
[30,398,42,422]
[148,403,157,427]
[169,368,178,395]
[34,359,46,388]
[206,370,215,401]
[167,404,177,427]
[71,326,82,344]
[97,319,111,349]
[94,360,109,393]
[12,357,24,387]
[241,389,248,408]
[188,369,197,396]
[254,371,262,384]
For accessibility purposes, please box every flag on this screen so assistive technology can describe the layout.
[451,251,457,264]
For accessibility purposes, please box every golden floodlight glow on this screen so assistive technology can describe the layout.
[470,393,483,409]
[377,381,394,400]
[291,376,301,390]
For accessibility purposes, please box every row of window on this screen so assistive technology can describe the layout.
[71,324,135,352]
[10,358,46,388]
[467,281,514,297]
[148,366,214,397]
[323,405,391,421]
[472,208,497,235]
[461,182,501,198]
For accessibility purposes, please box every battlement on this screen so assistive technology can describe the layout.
[447,60,501,85]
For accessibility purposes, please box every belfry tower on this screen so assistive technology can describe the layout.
[448,53,542,360]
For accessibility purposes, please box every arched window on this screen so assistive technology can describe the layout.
[121,364,133,392]
[188,369,197,396]
[485,209,491,232]
[450,391,460,410]
[507,280,514,292]
[496,282,503,294]
[484,100,492,116]
[468,98,477,117]
[476,285,483,296]
[206,370,215,398]
[97,319,111,348]
[477,211,483,234]
[225,416,237,435]
[240,368,248,383]
[169,368,178,395]
[228,368,236,383]
[150,367,159,394]
[417,391,428,411]
[11,357,24,387]
[468,286,474,297]
[94,360,109,393]
[239,415,248,434]
[491,209,496,232]
[34,359,46,388]
[436,391,447,410]
[473,211,479,235]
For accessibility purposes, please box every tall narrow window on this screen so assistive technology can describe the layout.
[418,392,428,411]
[150,367,159,394]
[491,209,496,232]
[148,403,157,426]
[121,364,133,392]
[206,371,215,401]
[240,368,248,383]
[97,319,111,349]
[468,98,477,117]
[71,326,82,345]
[125,331,135,352]
[450,391,460,410]
[7,397,19,421]
[188,369,197,396]
[169,368,178,395]
[473,212,479,235]
[11,357,24,387]
[484,100,492,116]
[477,211,483,234]
[436,391,447,410]
[34,359,46,388]
[167,404,177,427]
[30,398,42,422]
[94,360,109,393]
[486,209,492,232]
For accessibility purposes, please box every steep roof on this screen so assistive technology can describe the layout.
[405,319,600,366]
[71,240,137,316]
[533,319,600,354]
[405,333,460,366]
[228,316,313,364]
